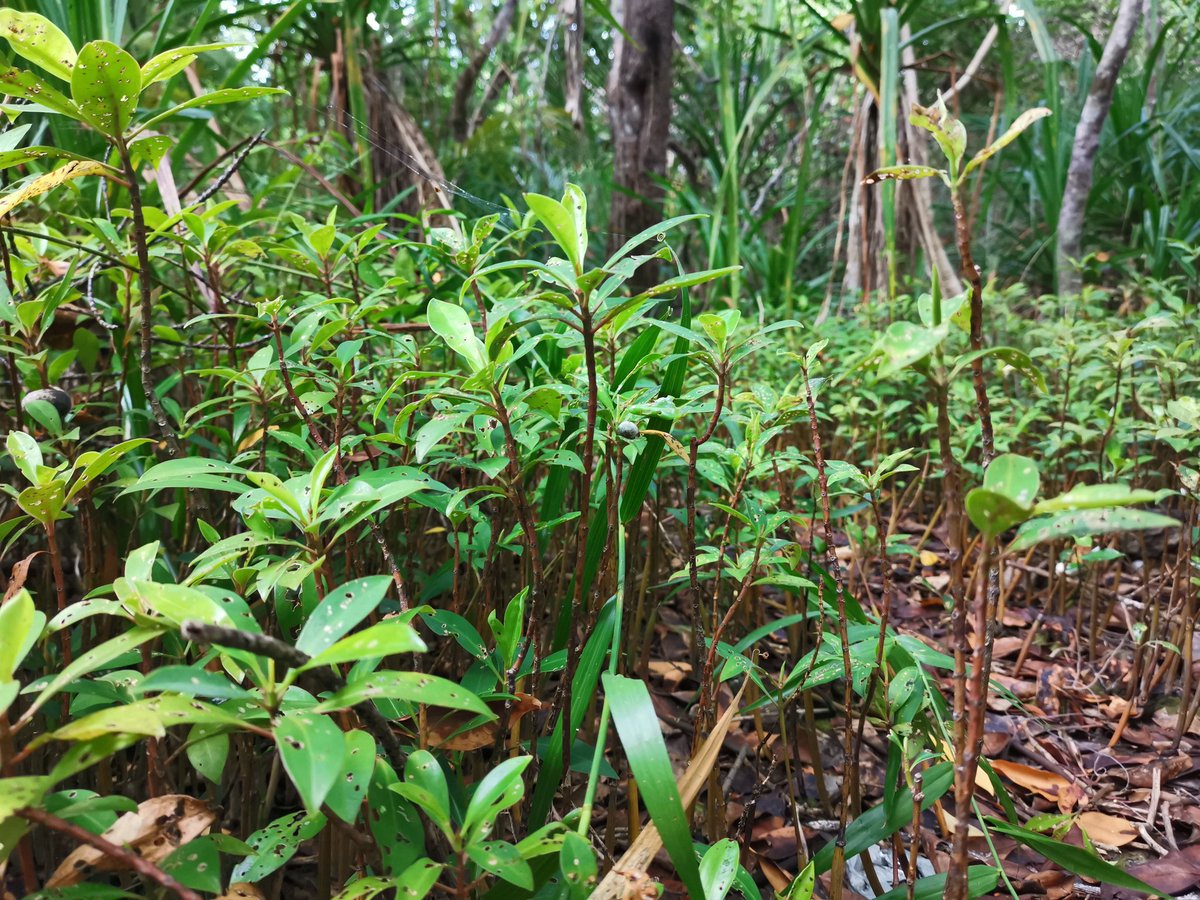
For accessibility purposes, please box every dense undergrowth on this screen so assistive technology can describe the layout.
[0,6,1199,900]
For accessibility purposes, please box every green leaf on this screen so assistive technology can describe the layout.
[966,453,1040,536]
[0,11,76,82]
[133,665,250,700]
[985,818,1165,895]
[315,671,493,717]
[699,839,740,900]
[398,750,450,831]
[276,712,346,814]
[911,98,967,172]
[134,86,286,134]
[298,619,427,672]
[1011,508,1179,551]
[160,835,222,894]
[27,625,164,718]
[71,41,140,137]
[67,439,151,500]
[813,762,953,872]
[324,730,375,824]
[0,776,48,819]
[874,866,1000,899]
[0,67,79,117]
[124,457,254,495]
[525,192,583,273]
[185,724,229,784]
[295,575,392,658]
[781,860,816,898]
[124,578,234,628]
[6,431,43,483]
[530,600,615,824]
[873,320,948,378]
[602,673,704,899]
[463,755,531,838]
[559,832,597,899]
[140,43,239,87]
[0,589,38,683]
[17,481,64,524]
[367,758,426,876]
[230,811,327,883]
[467,840,533,889]
[426,299,487,373]
[1034,483,1164,515]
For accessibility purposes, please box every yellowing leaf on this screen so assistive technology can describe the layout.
[919,549,940,567]
[0,159,112,219]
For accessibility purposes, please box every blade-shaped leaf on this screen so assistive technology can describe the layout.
[602,673,704,899]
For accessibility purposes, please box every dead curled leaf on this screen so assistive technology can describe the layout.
[1075,811,1137,847]
[47,795,216,887]
[4,551,44,602]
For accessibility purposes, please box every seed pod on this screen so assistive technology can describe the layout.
[22,387,73,418]
[616,421,640,440]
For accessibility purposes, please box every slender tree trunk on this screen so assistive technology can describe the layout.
[608,0,674,288]
[451,0,518,141]
[1055,0,1142,296]
[563,0,584,129]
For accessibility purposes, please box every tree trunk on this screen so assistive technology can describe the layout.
[563,0,584,129]
[1055,0,1142,296]
[450,0,518,142]
[607,0,674,287]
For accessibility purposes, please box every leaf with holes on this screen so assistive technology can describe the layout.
[427,299,487,373]
[0,11,76,82]
[315,671,492,717]
[0,158,112,220]
[324,730,375,823]
[0,776,48,820]
[295,575,391,657]
[276,712,346,814]
[140,43,240,87]
[560,832,597,899]
[463,755,531,839]
[230,811,326,883]
[0,67,79,117]
[367,758,426,875]
[17,481,65,525]
[466,840,533,889]
[1012,507,1179,551]
[71,41,140,137]
[1034,483,1166,515]
[699,839,741,900]
[298,619,427,672]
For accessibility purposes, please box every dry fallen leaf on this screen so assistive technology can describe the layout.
[1127,753,1192,788]
[217,885,266,900]
[425,693,541,751]
[941,810,985,838]
[1076,811,1137,847]
[756,854,795,892]
[47,795,216,887]
[988,759,1086,811]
